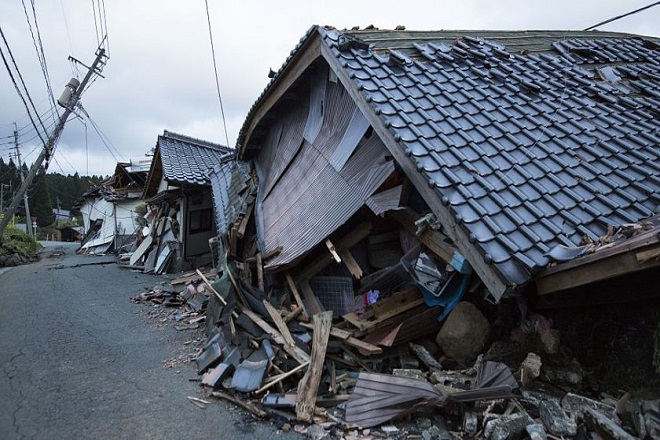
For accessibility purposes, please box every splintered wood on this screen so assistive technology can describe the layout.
[296,311,333,422]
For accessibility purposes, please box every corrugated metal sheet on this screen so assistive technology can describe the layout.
[208,159,252,237]
[254,70,394,269]
[329,107,370,171]
[366,185,403,216]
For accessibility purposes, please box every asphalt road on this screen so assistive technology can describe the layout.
[0,242,296,440]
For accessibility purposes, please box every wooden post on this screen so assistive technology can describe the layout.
[296,311,332,422]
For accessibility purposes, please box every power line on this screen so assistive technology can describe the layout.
[77,104,123,162]
[0,26,49,148]
[584,1,660,31]
[21,0,60,122]
[203,0,230,148]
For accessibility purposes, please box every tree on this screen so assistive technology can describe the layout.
[30,167,54,227]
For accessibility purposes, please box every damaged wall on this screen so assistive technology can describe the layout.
[252,64,395,270]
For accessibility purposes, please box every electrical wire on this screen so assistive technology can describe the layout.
[203,0,230,148]
[77,104,123,162]
[21,0,60,122]
[0,27,49,148]
[584,1,660,31]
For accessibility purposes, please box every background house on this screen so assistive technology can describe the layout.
[75,160,149,254]
[136,130,232,273]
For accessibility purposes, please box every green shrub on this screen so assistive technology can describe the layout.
[1,224,42,260]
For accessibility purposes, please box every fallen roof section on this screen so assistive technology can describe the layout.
[238,26,660,300]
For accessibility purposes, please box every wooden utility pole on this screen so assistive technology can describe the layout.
[0,48,106,239]
[13,123,33,236]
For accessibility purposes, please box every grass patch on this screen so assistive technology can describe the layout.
[1,224,42,261]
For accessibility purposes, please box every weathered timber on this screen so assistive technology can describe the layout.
[296,311,333,422]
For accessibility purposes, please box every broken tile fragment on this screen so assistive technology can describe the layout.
[584,408,636,440]
[463,412,478,436]
[525,423,547,440]
[539,398,577,437]
[484,412,535,440]
[561,392,615,419]
[196,342,222,373]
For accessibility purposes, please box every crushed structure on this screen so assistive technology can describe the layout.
[126,25,660,439]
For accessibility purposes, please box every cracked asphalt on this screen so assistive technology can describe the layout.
[0,242,296,440]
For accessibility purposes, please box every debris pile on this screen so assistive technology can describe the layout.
[129,256,658,439]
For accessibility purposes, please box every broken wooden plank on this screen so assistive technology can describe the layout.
[296,311,333,422]
[262,300,296,347]
[342,286,424,332]
[129,235,153,266]
[389,209,455,263]
[170,269,218,285]
[256,253,265,292]
[295,222,372,282]
[325,239,342,263]
[211,391,267,418]
[338,247,363,279]
[236,203,254,239]
[241,307,310,365]
[283,305,304,323]
[255,361,310,395]
[299,280,323,316]
[300,322,353,340]
[285,273,309,320]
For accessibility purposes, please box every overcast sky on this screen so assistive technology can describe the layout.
[0,0,658,178]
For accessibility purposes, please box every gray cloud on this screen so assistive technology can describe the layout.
[1,0,658,176]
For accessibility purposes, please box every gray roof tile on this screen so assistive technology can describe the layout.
[316,28,660,287]
[158,131,232,186]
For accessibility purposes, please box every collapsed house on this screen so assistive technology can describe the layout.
[75,159,150,254]
[131,130,232,273]
[169,26,660,436]
[228,26,660,304]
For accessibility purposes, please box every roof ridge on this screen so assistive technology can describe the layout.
[162,130,231,152]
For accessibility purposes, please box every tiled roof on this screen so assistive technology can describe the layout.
[158,131,232,186]
[316,28,660,287]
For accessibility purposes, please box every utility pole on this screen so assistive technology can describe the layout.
[14,123,33,236]
[0,48,106,240]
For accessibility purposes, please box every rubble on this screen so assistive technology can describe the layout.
[584,408,636,440]
[435,301,490,364]
[539,398,577,437]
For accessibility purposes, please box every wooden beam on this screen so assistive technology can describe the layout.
[325,239,342,263]
[262,299,296,347]
[337,247,363,279]
[256,253,265,292]
[535,246,660,295]
[283,305,304,323]
[296,311,332,422]
[285,273,309,320]
[299,280,324,316]
[239,36,322,156]
[241,307,310,365]
[388,209,455,263]
[342,286,424,331]
[236,203,254,239]
[255,361,310,395]
[300,322,382,354]
[295,221,372,283]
